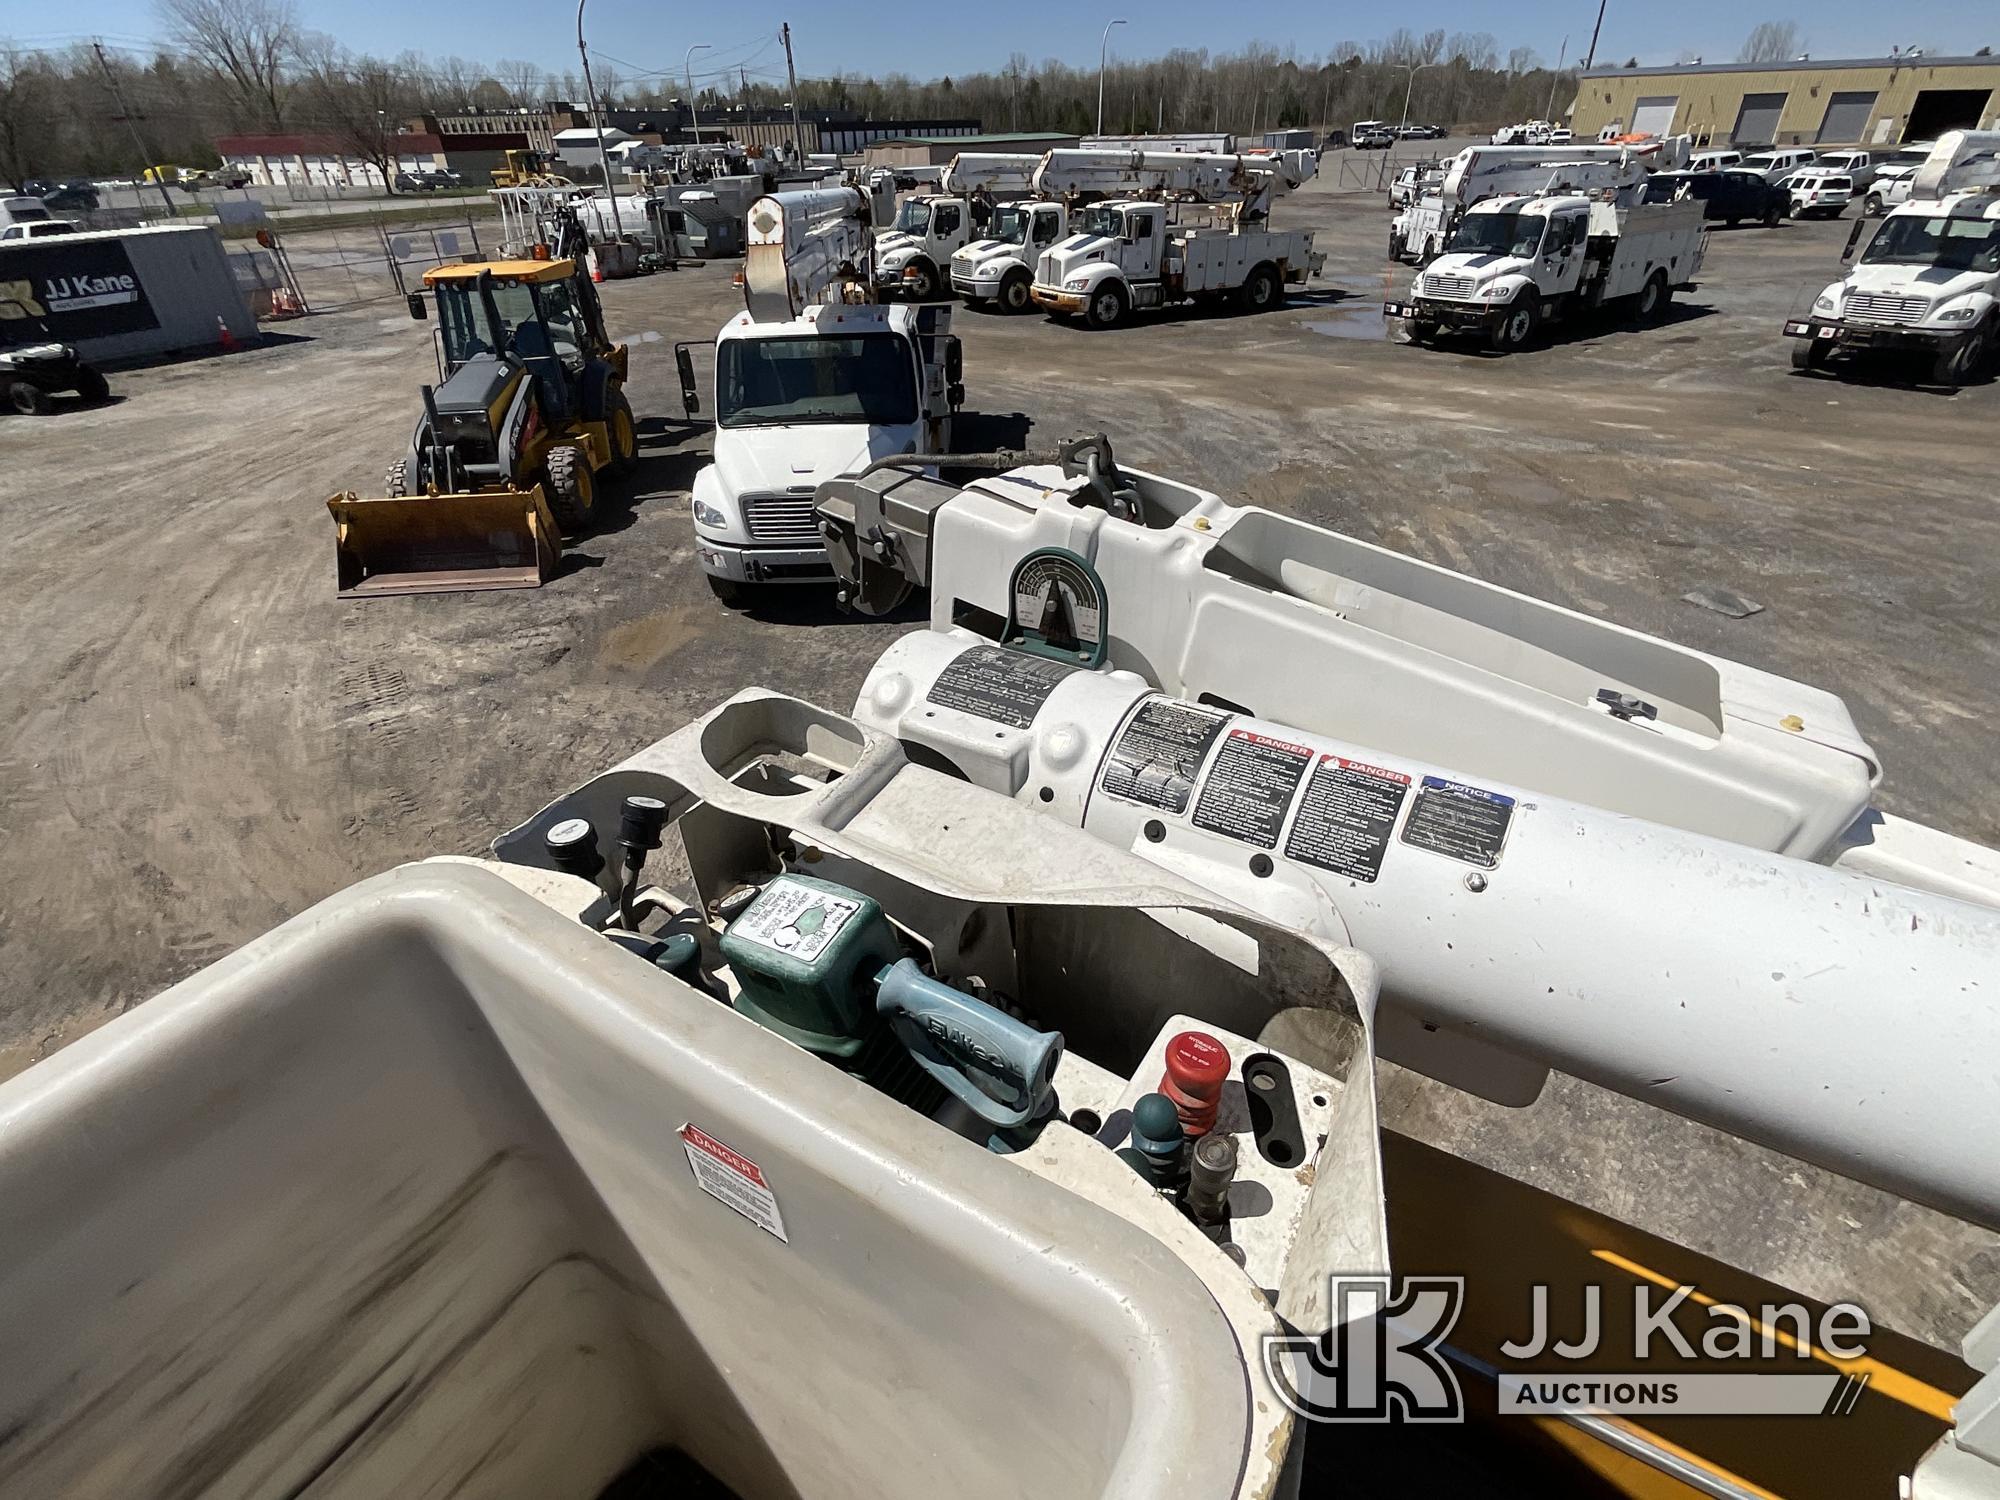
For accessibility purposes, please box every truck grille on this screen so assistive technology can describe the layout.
[743,491,823,545]
[1844,292,1928,325]
[1423,272,1474,298]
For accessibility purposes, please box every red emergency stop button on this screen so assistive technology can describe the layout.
[1160,1030,1230,1135]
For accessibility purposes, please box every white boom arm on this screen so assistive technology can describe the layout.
[937,152,1047,195]
[1437,144,1655,210]
[1910,128,2000,200]
[1032,147,1318,219]
[743,186,875,322]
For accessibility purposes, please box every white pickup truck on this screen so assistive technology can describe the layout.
[1385,191,1705,351]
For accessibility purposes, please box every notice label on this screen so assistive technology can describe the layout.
[925,644,1077,729]
[1191,730,1314,849]
[1100,698,1232,814]
[728,879,861,962]
[680,1124,788,1242]
[1400,775,1515,870]
[1284,756,1412,883]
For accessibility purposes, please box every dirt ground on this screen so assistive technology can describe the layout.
[3,173,1996,1348]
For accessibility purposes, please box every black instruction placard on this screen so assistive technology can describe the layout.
[1099,698,1231,814]
[1400,775,1516,869]
[1190,730,1313,849]
[925,644,1078,730]
[1284,756,1412,883]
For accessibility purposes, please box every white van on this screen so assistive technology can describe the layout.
[1740,148,1817,182]
[1690,149,1744,172]
[0,195,54,233]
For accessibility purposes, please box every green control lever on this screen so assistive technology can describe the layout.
[874,959,1063,1129]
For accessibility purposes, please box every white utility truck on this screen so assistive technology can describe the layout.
[1384,153,1705,352]
[1785,130,2000,390]
[1389,140,1684,263]
[949,198,1075,313]
[675,187,963,603]
[1028,148,1323,328]
[873,152,1042,301]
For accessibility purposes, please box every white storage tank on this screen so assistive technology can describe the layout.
[0,223,256,363]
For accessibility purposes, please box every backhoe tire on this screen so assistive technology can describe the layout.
[1085,282,1128,330]
[8,380,50,415]
[544,443,595,531]
[76,368,110,403]
[998,269,1032,313]
[1238,263,1281,313]
[605,387,639,476]
[384,458,410,496]
[1791,338,1828,372]
[1490,299,1539,353]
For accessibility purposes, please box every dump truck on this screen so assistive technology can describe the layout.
[326,248,637,597]
[1028,148,1323,328]
[1785,130,2000,390]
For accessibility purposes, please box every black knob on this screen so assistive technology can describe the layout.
[619,795,669,853]
[544,817,603,880]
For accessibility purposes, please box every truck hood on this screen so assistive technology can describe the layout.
[952,239,1026,270]
[1040,236,1116,281]
[875,231,925,259]
[1839,263,1994,302]
[1420,252,1530,287]
[712,423,914,496]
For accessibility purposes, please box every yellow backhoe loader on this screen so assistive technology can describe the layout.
[327,251,638,597]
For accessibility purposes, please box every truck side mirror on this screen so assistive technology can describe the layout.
[945,336,962,384]
[407,292,427,321]
[1840,220,1866,266]
[674,342,701,418]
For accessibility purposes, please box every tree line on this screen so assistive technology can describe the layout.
[1,0,1586,191]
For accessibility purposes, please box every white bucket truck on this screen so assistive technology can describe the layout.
[1383,151,1705,352]
[675,187,963,603]
[1784,130,2000,390]
[1027,148,1323,329]
[1389,141,1682,263]
[873,153,1041,301]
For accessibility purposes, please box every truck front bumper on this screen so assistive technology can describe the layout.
[951,275,996,302]
[1030,285,1087,314]
[1382,297,1502,332]
[695,538,835,585]
[1782,318,1966,353]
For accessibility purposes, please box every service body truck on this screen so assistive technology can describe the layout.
[1028,148,1323,329]
[678,188,963,602]
[874,153,1042,301]
[1785,131,2000,390]
[1389,142,1681,263]
[1384,182,1705,351]
[950,199,1073,311]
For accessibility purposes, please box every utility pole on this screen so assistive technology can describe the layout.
[574,0,624,235]
[93,41,177,217]
[782,23,807,162]
[1546,36,1569,122]
[1582,0,1608,72]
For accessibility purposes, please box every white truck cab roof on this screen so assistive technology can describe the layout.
[720,302,916,344]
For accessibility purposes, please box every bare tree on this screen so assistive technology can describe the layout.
[298,39,412,190]
[0,44,60,190]
[1739,21,1802,64]
[157,0,298,129]
[494,58,545,107]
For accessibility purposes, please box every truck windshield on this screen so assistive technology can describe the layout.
[717,334,917,428]
[1449,212,1546,258]
[893,199,932,234]
[1078,205,1124,238]
[991,205,1031,244]
[1861,215,2000,272]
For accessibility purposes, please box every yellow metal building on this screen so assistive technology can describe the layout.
[1573,54,2000,148]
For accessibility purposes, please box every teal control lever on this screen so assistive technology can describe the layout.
[875,959,1063,1129]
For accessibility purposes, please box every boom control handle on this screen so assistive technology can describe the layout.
[874,959,1062,1129]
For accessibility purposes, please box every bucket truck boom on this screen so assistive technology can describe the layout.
[875,152,1044,300]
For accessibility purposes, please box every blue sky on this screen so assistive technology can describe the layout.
[32,0,1995,84]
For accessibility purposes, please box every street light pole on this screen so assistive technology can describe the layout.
[575,0,624,236]
[686,44,713,146]
[1397,63,1436,133]
[1097,19,1126,136]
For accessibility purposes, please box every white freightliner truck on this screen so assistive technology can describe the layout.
[1028,148,1324,328]
[950,198,1075,312]
[1383,152,1705,352]
[1784,130,2000,390]
[675,187,963,603]
[872,153,1043,301]
[1389,141,1685,263]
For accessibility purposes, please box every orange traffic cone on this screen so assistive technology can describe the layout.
[216,315,239,352]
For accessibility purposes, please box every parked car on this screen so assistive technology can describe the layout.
[0,219,80,241]
[1861,164,1919,217]
[1811,150,1882,192]
[1689,149,1744,172]
[1740,148,1818,183]
[1388,162,1444,209]
[1783,170,1851,219]
[1355,128,1395,150]
[41,182,100,211]
[393,171,435,192]
[1643,169,1789,227]
[1395,124,1447,140]
[1548,128,1574,144]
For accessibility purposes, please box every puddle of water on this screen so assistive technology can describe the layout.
[1302,312,1388,342]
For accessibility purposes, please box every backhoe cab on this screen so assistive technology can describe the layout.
[327,256,638,598]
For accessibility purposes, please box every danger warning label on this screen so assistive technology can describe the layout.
[1400,775,1515,870]
[925,644,1077,730]
[681,1123,788,1242]
[1100,698,1231,814]
[1191,730,1313,849]
[1284,756,1411,883]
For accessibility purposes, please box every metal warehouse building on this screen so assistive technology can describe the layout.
[1574,54,2000,148]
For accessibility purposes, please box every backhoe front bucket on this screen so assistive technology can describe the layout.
[327,485,561,598]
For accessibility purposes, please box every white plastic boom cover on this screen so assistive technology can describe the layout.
[744,186,873,322]
[1910,129,2000,201]
[1033,148,1317,217]
[921,462,1878,858]
[0,861,1272,1500]
[937,152,1047,195]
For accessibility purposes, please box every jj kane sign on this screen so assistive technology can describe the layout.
[0,238,158,340]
